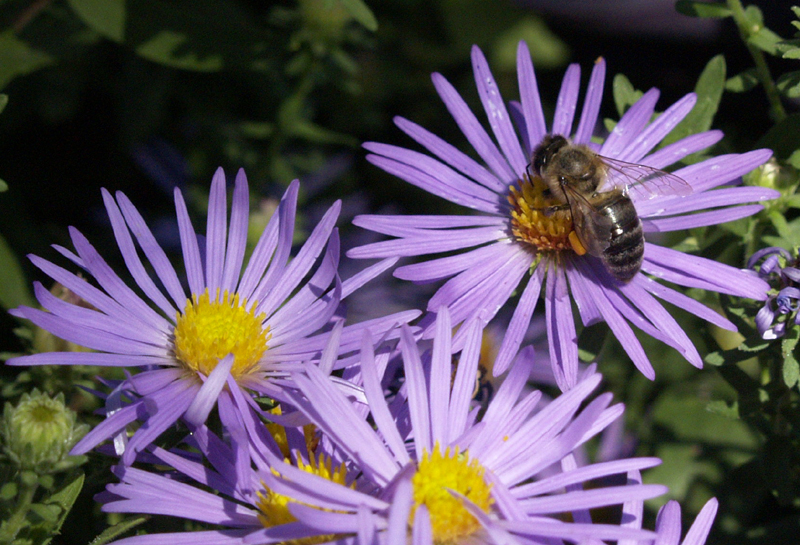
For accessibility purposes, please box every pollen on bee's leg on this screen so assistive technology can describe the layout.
[568,231,587,256]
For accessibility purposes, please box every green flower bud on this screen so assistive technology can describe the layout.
[1,389,88,474]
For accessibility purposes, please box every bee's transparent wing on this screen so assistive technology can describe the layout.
[598,156,692,201]
[563,185,614,257]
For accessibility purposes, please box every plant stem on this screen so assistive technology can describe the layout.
[727,0,787,123]
[0,476,38,544]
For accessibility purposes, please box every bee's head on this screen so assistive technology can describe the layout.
[531,134,569,177]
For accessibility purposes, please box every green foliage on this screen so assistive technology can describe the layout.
[660,54,726,148]
[89,516,148,545]
[0,233,34,311]
[674,1,733,19]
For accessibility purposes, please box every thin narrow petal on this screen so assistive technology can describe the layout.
[472,45,528,174]
[552,64,580,136]
[394,116,507,192]
[205,167,228,293]
[432,72,517,182]
[221,168,250,293]
[574,58,606,144]
[175,187,205,295]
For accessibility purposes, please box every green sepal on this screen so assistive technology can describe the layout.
[89,516,149,545]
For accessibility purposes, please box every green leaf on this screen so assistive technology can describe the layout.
[782,327,800,388]
[777,71,800,98]
[0,31,55,90]
[338,0,378,31]
[90,516,149,545]
[136,30,223,71]
[674,1,732,18]
[67,0,126,42]
[36,473,84,545]
[748,27,785,56]
[726,68,759,92]
[661,55,725,146]
[780,43,800,59]
[756,112,800,160]
[0,232,35,310]
[769,209,793,239]
[0,94,7,114]
[706,399,740,419]
[612,73,642,118]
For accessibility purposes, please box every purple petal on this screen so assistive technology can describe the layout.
[237,181,294,300]
[644,204,765,232]
[221,169,250,293]
[255,201,340,315]
[517,41,547,150]
[114,190,187,310]
[205,167,228,293]
[546,264,578,390]
[365,151,502,213]
[471,45,528,174]
[643,130,723,169]
[399,324,432,457]
[494,266,544,376]
[185,354,233,427]
[552,64,580,136]
[432,72,516,182]
[429,307,452,443]
[447,318,484,442]
[682,498,718,545]
[644,244,769,300]
[394,116,507,192]
[601,88,660,158]
[174,187,205,296]
[620,93,696,163]
[101,189,178,318]
[395,243,510,284]
[574,58,606,145]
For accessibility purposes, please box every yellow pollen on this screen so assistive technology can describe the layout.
[173,288,271,379]
[411,443,493,545]
[507,174,578,253]
[266,406,319,460]
[256,453,350,545]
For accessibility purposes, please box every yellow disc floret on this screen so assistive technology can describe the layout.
[256,453,349,545]
[508,174,586,255]
[174,288,271,379]
[411,443,493,545]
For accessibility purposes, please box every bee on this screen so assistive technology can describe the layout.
[530,134,692,282]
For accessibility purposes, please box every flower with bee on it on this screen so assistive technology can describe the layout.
[348,41,778,390]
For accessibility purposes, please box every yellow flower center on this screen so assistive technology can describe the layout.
[173,288,271,379]
[411,443,493,545]
[266,406,319,459]
[508,174,587,255]
[256,453,349,545]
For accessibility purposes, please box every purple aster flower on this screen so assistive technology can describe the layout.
[621,470,719,545]
[348,41,778,390]
[749,246,800,339]
[97,382,371,545]
[274,307,665,545]
[7,168,419,464]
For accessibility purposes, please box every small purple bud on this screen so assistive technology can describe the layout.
[755,299,775,338]
[776,287,800,314]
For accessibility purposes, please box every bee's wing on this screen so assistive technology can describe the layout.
[597,156,692,201]
[563,184,614,258]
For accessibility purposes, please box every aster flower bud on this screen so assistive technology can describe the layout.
[1,389,88,473]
